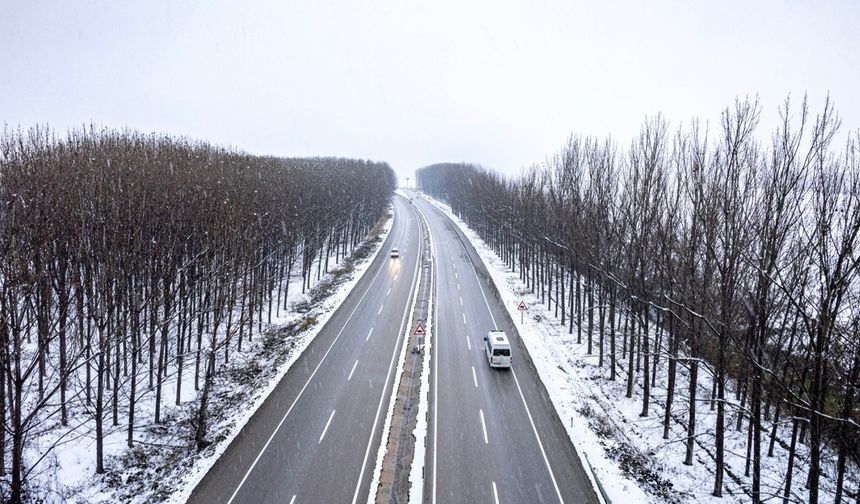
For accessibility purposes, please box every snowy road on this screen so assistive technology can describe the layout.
[187,195,423,504]
[414,194,601,504]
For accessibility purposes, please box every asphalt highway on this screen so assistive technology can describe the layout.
[188,194,422,504]
[413,193,600,504]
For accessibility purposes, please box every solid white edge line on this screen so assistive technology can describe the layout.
[319,410,336,443]
[463,208,566,504]
[472,366,478,388]
[348,360,359,381]
[366,327,374,341]
[432,220,439,504]
[492,481,499,504]
[479,409,488,444]
[356,199,423,504]
[224,219,395,504]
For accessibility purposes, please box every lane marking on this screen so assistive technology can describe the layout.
[290,495,296,504]
[226,226,395,504]
[394,274,398,281]
[387,287,391,297]
[462,313,467,325]
[319,410,336,443]
[366,327,374,341]
[455,272,458,279]
[465,334,471,351]
[472,366,478,388]
[492,481,499,504]
[352,203,424,504]
[459,296,463,306]
[348,360,359,381]
[479,409,488,444]
[433,286,439,504]
[457,282,460,291]
[378,304,384,315]
[467,251,565,504]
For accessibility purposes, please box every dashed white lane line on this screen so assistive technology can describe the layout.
[472,366,478,388]
[459,296,463,306]
[479,409,488,444]
[387,287,391,296]
[289,495,296,504]
[465,334,471,351]
[457,282,460,291]
[366,327,374,341]
[492,481,499,504]
[225,235,393,504]
[394,274,398,281]
[378,304,384,315]
[348,360,359,381]
[455,272,458,279]
[462,313,467,324]
[319,410,336,443]
[467,253,566,504]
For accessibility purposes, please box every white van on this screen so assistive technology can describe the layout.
[484,330,512,368]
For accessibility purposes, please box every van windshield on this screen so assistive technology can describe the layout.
[493,348,511,357]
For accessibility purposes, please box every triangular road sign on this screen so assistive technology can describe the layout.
[517,300,528,311]
[413,322,426,336]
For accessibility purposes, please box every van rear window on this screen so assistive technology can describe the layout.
[493,348,511,357]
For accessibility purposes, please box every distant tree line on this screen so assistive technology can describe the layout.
[417,96,860,504]
[0,125,395,503]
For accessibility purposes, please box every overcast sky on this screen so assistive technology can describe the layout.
[2,0,858,182]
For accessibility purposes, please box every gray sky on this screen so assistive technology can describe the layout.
[2,0,858,182]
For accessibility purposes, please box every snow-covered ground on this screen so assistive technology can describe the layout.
[420,193,853,504]
[22,213,392,503]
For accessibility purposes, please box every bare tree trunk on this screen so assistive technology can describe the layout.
[609,285,616,381]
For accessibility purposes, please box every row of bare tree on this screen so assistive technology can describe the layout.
[417,96,860,504]
[0,126,395,503]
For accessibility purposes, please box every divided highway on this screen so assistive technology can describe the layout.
[413,193,601,504]
[187,190,601,504]
[188,195,423,504]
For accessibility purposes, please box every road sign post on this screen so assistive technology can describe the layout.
[413,321,426,352]
[517,300,528,324]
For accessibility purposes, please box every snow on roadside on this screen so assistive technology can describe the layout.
[424,191,859,503]
[165,213,394,504]
[420,194,693,504]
